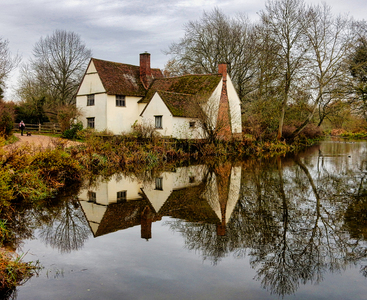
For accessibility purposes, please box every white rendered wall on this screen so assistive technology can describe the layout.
[227,75,243,134]
[172,117,204,139]
[142,165,207,213]
[141,93,173,137]
[77,93,108,131]
[106,95,142,134]
[201,80,222,130]
[76,61,108,131]
[77,61,105,96]
[78,174,143,234]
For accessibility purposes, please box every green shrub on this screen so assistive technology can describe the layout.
[62,121,83,140]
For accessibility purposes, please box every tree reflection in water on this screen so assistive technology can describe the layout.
[38,197,91,253]
[5,141,367,298]
[164,144,367,297]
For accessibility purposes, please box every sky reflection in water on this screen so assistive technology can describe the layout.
[13,140,367,300]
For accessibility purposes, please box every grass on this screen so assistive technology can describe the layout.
[340,132,367,139]
[0,219,40,294]
[0,250,40,293]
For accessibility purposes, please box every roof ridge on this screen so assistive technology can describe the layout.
[92,57,161,71]
[158,73,222,80]
[92,58,138,68]
[157,90,193,96]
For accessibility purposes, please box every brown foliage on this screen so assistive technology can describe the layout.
[0,100,15,137]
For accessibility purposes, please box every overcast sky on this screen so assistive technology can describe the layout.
[1,0,366,99]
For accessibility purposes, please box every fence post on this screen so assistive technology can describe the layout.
[38,123,41,133]
[53,124,56,134]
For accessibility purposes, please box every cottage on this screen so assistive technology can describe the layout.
[76,53,242,139]
[78,164,242,239]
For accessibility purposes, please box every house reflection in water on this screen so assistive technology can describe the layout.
[78,164,242,240]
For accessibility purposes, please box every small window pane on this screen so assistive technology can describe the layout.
[189,121,195,128]
[116,95,126,107]
[88,191,96,203]
[87,117,95,129]
[155,177,163,190]
[155,116,162,129]
[87,94,95,106]
[117,191,127,202]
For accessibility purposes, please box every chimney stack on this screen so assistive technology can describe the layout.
[218,63,227,81]
[140,52,152,88]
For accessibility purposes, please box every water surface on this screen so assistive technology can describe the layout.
[12,140,367,299]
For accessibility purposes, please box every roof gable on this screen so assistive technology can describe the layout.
[139,74,222,118]
[92,58,163,97]
[140,74,222,103]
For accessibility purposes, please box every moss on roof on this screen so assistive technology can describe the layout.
[157,91,203,118]
[139,74,222,104]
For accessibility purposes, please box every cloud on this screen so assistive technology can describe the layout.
[1,0,366,99]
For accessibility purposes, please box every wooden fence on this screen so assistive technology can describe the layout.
[14,123,61,134]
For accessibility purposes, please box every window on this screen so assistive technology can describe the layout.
[189,121,196,128]
[117,191,127,202]
[87,191,96,203]
[155,177,163,190]
[87,117,95,129]
[189,176,196,183]
[116,95,126,107]
[87,94,95,106]
[155,116,162,129]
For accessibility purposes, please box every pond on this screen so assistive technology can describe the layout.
[10,140,367,299]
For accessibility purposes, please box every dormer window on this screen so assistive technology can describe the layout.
[116,95,126,107]
[87,94,95,106]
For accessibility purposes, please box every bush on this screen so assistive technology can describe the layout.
[62,121,83,140]
[131,121,158,140]
[57,105,81,133]
[30,149,82,187]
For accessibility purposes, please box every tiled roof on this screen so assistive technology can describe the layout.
[158,184,220,223]
[92,58,163,96]
[140,74,222,117]
[157,91,202,118]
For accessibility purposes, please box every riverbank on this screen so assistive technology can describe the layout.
[0,131,317,292]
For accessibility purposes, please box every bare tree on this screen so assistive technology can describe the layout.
[0,37,20,98]
[166,8,256,101]
[349,22,367,120]
[30,30,92,107]
[260,0,309,140]
[290,4,355,138]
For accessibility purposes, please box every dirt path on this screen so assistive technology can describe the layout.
[6,133,81,150]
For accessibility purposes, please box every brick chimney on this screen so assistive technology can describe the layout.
[140,52,152,88]
[217,63,231,140]
[141,206,152,240]
[218,63,227,81]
